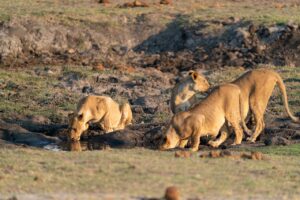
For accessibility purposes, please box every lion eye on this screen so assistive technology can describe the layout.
[72,128,77,132]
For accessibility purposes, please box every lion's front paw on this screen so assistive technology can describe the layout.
[208,141,219,148]
[230,142,241,146]
[190,147,198,152]
[246,137,256,143]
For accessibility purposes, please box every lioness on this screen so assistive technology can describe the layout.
[170,70,210,114]
[232,68,299,142]
[160,84,247,152]
[68,95,132,141]
[172,68,299,143]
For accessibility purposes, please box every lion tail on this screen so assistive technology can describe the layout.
[275,73,299,123]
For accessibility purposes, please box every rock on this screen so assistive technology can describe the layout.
[175,151,191,158]
[82,86,94,94]
[99,0,109,3]
[251,151,263,160]
[132,106,144,114]
[108,76,119,83]
[67,48,76,54]
[120,1,149,8]
[133,0,148,7]
[264,138,272,146]
[93,64,105,71]
[248,24,256,35]
[291,133,300,140]
[209,150,221,158]
[160,0,172,5]
[112,45,128,56]
[165,186,180,200]
[267,136,291,146]
[220,150,232,157]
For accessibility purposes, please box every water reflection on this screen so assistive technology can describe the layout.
[55,140,112,151]
[68,141,82,152]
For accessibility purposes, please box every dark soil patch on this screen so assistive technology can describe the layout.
[1,16,300,73]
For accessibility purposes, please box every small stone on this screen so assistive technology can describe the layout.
[264,138,272,146]
[220,150,232,157]
[175,151,191,158]
[99,0,110,3]
[165,186,180,200]
[67,48,75,54]
[160,0,172,5]
[93,64,105,71]
[82,86,94,94]
[209,150,221,158]
[251,152,263,160]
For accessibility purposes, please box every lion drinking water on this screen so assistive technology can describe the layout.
[161,83,247,152]
[68,95,132,141]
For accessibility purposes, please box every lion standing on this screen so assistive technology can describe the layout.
[170,68,299,143]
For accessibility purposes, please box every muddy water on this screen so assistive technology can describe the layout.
[44,140,129,152]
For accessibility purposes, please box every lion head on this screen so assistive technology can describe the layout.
[160,125,180,150]
[188,70,210,92]
[68,113,89,141]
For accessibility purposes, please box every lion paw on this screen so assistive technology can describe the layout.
[190,147,198,152]
[208,141,219,148]
[230,142,241,146]
[246,137,256,143]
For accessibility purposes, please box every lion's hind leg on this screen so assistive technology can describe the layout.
[247,92,270,143]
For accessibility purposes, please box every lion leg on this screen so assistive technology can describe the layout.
[247,113,265,143]
[208,130,228,148]
[190,132,201,152]
[247,96,269,143]
[101,114,113,133]
[227,118,243,145]
[243,113,253,136]
[179,139,189,148]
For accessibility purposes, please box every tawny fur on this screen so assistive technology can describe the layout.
[232,68,299,142]
[161,84,247,152]
[172,68,299,143]
[170,70,209,114]
[68,95,132,141]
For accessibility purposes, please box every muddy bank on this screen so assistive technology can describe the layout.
[0,119,60,147]
[1,16,300,72]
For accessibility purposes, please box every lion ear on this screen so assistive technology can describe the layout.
[78,114,84,121]
[190,71,199,81]
[188,70,195,76]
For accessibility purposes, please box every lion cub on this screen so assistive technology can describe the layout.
[68,95,132,141]
[160,84,246,152]
[170,70,210,114]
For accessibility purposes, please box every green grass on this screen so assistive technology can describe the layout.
[0,0,300,26]
[240,144,300,156]
[0,144,300,199]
